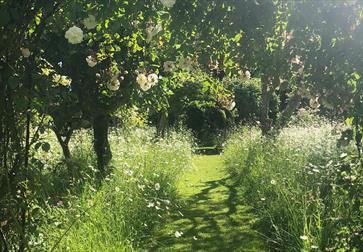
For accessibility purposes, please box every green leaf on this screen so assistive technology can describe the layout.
[8,76,20,89]
[42,142,51,152]
[0,8,10,27]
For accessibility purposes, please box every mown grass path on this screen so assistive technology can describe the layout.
[149,155,266,252]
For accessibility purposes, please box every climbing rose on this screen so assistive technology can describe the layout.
[65,26,84,44]
[160,0,176,8]
[163,61,176,73]
[225,101,236,111]
[245,70,251,80]
[86,56,97,67]
[137,73,151,91]
[20,48,31,58]
[53,74,72,86]
[83,14,97,29]
[107,77,120,91]
[147,73,159,86]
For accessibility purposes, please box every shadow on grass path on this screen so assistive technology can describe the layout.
[148,155,266,252]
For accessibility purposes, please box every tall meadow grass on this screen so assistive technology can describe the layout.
[32,128,192,251]
[224,118,360,251]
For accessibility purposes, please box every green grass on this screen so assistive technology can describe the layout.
[149,154,266,251]
[36,128,193,251]
[223,122,362,251]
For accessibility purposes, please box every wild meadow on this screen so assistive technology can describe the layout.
[1,0,363,251]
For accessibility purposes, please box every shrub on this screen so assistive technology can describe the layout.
[224,78,279,124]
[224,120,361,251]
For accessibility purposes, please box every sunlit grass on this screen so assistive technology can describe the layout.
[223,121,356,251]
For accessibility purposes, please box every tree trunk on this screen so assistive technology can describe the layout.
[278,92,302,129]
[93,113,112,176]
[260,75,272,135]
[157,110,168,138]
[54,129,72,160]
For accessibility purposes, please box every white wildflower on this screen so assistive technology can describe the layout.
[175,231,183,238]
[65,26,84,44]
[270,179,277,185]
[124,169,134,176]
[160,0,176,8]
[300,235,308,241]
[83,14,97,29]
[155,183,161,191]
[86,56,97,67]
[147,202,155,208]
[20,48,31,58]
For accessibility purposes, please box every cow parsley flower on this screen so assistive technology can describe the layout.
[86,56,97,67]
[175,231,183,238]
[65,26,84,44]
[155,183,161,191]
[160,0,176,8]
[83,14,97,29]
[300,235,308,241]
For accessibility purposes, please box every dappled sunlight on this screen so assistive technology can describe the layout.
[149,155,265,251]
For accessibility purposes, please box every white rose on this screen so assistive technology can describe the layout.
[163,61,176,73]
[226,101,236,111]
[83,14,97,30]
[245,70,251,80]
[160,0,176,8]
[107,77,120,91]
[53,74,72,86]
[65,26,84,44]
[86,56,97,67]
[147,73,159,86]
[136,73,148,86]
[20,48,31,58]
